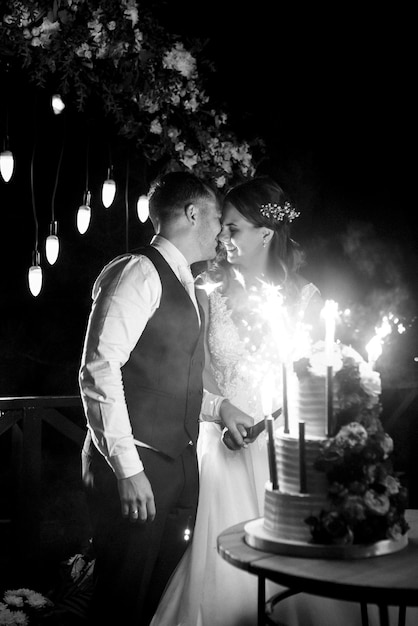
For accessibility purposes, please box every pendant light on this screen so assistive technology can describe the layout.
[77,190,91,234]
[0,149,14,183]
[102,166,116,208]
[1,108,14,182]
[29,127,42,297]
[77,137,91,234]
[136,194,149,223]
[28,250,43,297]
[46,112,65,264]
[102,144,116,208]
[45,220,59,264]
[51,93,65,115]
[1,65,15,183]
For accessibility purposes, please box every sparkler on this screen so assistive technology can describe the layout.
[366,315,392,369]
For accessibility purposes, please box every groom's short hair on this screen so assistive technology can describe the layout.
[148,171,216,224]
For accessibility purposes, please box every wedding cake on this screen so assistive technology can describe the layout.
[262,342,409,548]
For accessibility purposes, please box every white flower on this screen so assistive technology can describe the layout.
[41,17,60,35]
[150,119,162,135]
[3,594,23,608]
[381,433,394,458]
[384,474,400,495]
[215,175,227,188]
[123,0,139,26]
[0,607,28,624]
[163,43,196,78]
[180,150,199,169]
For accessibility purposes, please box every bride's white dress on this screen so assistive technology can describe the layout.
[151,284,411,626]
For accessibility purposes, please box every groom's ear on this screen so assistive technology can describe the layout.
[184,202,198,225]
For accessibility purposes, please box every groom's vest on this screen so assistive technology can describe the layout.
[121,246,205,459]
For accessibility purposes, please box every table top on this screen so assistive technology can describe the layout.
[217,509,418,607]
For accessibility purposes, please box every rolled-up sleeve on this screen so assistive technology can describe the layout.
[79,254,160,478]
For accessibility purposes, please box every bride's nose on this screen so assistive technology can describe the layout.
[218,225,230,243]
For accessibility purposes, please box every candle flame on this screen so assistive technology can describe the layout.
[365,314,392,365]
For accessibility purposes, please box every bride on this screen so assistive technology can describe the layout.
[150,176,363,625]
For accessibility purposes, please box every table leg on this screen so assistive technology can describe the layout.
[378,605,389,626]
[360,602,369,626]
[258,575,266,626]
[398,605,406,626]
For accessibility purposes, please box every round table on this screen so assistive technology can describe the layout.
[217,509,418,626]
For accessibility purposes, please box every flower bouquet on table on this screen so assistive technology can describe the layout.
[303,343,410,545]
[0,588,54,625]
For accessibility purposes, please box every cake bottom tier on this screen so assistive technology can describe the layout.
[264,484,329,543]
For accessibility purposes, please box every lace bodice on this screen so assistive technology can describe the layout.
[207,282,320,420]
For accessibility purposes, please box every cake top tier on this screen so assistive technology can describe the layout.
[293,340,382,431]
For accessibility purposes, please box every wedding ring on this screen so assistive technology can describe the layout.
[132,510,138,515]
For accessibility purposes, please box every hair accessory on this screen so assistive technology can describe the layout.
[260,202,300,223]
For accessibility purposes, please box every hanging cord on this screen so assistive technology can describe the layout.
[30,93,39,255]
[84,133,90,194]
[51,116,66,223]
[30,134,39,254]
[125,150,129,252]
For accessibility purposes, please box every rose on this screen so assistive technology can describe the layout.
[335,422,368,448]
[364,490,390,515]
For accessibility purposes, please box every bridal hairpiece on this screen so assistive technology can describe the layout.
[260,202,300,223]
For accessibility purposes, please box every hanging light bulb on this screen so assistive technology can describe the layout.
[77,190,92,234]
[136,194,149,223]
[28,250,42,297]
[0,149,14,182]
[102,167,116,208]
[46,220,59,265]
[52,94,65,115]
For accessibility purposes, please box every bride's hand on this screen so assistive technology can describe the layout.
[219,400,254,449]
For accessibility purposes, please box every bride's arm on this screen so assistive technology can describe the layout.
[196,286,222,394]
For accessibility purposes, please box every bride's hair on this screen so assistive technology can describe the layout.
[201,176,306,301]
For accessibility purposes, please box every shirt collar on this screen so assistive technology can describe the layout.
[151,235,189,271]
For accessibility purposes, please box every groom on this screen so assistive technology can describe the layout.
[79,171,253,625]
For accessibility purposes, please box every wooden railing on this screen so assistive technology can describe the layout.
[0,395,87,583]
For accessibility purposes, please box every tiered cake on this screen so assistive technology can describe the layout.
[260,342,409,550]
[263,370,330,542]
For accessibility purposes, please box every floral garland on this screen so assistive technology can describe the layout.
[294,342,410,545]
[0,0,261,187]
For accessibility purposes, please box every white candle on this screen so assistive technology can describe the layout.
[322,299,338,366]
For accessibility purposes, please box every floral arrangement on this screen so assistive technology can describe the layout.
[0,0,261,187]
[297,342,410,545]
[0,588,53,625]
[0,545,95,625]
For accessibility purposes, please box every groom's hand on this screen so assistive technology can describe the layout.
[219,400,254,449]
[118,471,156,523]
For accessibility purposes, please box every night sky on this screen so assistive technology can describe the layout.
[0,3,416,397]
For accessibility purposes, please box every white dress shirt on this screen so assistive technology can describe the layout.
[79,235,225,479]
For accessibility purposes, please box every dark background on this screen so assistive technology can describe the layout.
[0,1,417,587]
[1,2,416,395]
